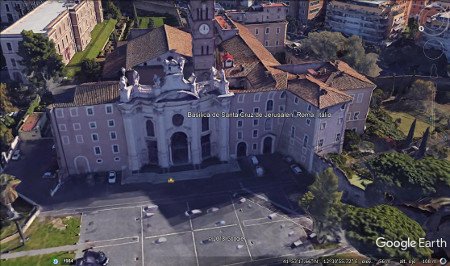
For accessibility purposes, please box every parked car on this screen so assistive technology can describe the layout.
[42,172,56,179]
[250,155,259,165]
[255,165,265,177]
[290,164,302,175]
[11,150,21,161]
[107,171,116,184]
[283,155,294,164]
[185,209,202,217]
[76,249,109,266]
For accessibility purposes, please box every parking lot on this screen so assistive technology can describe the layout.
[79,191,313,266]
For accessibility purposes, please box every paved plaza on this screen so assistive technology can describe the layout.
[77,191,313,266]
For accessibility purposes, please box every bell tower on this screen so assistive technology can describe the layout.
[188,0,216,81]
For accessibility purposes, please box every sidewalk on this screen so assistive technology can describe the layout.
[1,243,90,260]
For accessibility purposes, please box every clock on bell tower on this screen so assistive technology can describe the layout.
[188,0,216,81]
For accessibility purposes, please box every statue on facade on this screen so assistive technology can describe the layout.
[119,67,131,102]
[153,74,161,87]
[210,66,217,81]
[219,69,230,95]
[132,69,140,86]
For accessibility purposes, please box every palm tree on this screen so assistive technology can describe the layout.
[0,174,26,244]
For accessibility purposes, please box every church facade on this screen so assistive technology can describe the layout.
[49,0,375,177]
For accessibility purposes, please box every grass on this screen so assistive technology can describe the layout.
[1,198,35,240]
[137,16,165,29]
[0,215,81,253]
[65,19,117,76]
[386,110,434,138]
[1,251,75,266]
[347,174,373,190]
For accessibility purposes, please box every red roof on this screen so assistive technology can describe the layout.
[20,113,42,132]
[261,3,286,7]
[215,16,231,29]
[223,52,234,60]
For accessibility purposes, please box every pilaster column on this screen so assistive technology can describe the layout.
[218,99,230,162]
[156,107,170,168]
[123,111,140,171]
[190,105,201,165]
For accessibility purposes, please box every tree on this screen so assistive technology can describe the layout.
[80,59,101,82]
[299,168,342,242]
[0,174,25,244]
[343,205,432,260]
[18,30,64,90]
[405,18,419,39]
[404,119,416,147]
[0,83,18,115]
[367,152,450,202]
[416,127,430,159]
[147,17,155,29]
[300,31,381,77]
[343,130,361,151]
[405,79,436,101]
[105,0,121,19]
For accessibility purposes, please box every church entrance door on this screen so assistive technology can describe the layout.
[171,132,189,165]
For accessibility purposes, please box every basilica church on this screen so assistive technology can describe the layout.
[49,0,375,177]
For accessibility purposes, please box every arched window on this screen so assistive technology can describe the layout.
[266,100,274,111]
[146,120,155,137]
[280,91,286,99]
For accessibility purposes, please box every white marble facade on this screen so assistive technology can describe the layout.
[118,57,233,171]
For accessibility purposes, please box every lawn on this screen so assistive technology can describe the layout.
[0,215,81,253]
[386,110,434,138]
[65,19,117,76]
[1,251,75,266]
[1,198,35,240]
[137,16,165,29]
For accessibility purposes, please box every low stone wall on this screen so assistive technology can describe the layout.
[311,154,367,207]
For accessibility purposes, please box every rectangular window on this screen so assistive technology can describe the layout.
[356,93,363,103]
[86,106,94,116]
[265,27,270,34]
[303,135,309,147]
[237,131,243,139]
[108,119,115,127]
[110,131,117,140]
[307,104,312,111]
[62,136,70,145]
[59,124,67,131]
[105,104,113,114]
[76,135,84,144]
[114,157,120,162]
[237,120,243,127]
[69,108,78,117]
[318,139,324,147]
[279,105,285,112]
[306,118,311,126]
[320,122,326,130]
[338,117,343,125]
[6,43,12,51]
[255,28,259,35]
[238,109,243,114]
[252,129,258,138]
[276,27,280,34]
[276,40,279,46]
[253,143,257,150]
[295,97,299,104]
[350,94,355,104]
[112,144,119,154]
[253,119,258,126]
[89,122,97,129]
[254,93,261,102]
[336,133,341,142]
[94,146,101,155]
[353,112,360,120]
[291,126,295,138]
[56,109,64,118]
[237,94,245,103]
[265,40,269,46]
[254,107,259,113]
[73,123,81,130]
[91,133,99,142]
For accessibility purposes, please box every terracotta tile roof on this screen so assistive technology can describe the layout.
[126,25,192,68]
[322,61,375,91]
[287,74,353,109]
[51,81,120,108]
[20,113,42,132]
[220,22,287,91]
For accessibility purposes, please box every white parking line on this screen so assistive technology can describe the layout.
[187,202,200,266]
[230,196,253,261]
[84,236,139,244]
[144,230,192,239]
[94,239,140,249]
[243,219,289,227]
[194,223,237,232]
[140,206,144,266]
